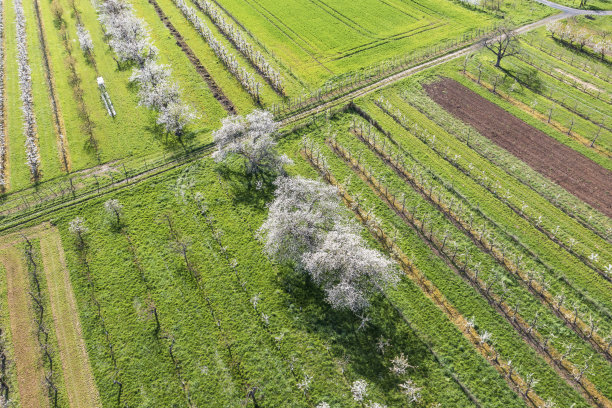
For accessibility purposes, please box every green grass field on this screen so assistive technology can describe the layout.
[0,0,610,406]
[216,0,553,87]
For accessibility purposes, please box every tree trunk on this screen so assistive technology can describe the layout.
[495,54,502,68]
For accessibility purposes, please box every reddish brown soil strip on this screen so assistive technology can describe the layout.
[147,0,237,114]
[1,247,49,408]
[424,77,612,218]
[39,229,101,408]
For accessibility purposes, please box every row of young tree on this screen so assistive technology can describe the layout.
[547,21,611,60]
[351,111,612,365]
[52,0,99,153]
[0,0,6,190]
[23,238,59,406]
[171,0,262,101]
[212,111,427,406]
[14,0,41,181]
[331,129,608,395]
[377,95,609,277]
[193,0,284,94]
[98,0,196,138]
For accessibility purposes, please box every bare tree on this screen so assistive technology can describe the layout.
[483,25,520,68]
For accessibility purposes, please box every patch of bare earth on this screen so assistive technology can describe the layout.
[424,77,612,218]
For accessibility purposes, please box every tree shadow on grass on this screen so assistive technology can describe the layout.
[499,65,544,94]
[214,165,276,211]
[279,266,432,395]
[144,122,203,155]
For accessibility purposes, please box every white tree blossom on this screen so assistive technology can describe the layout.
[315,403,330,408]
[14,0,40,180]
[297,374,312,396]
[97,0,194,137]
[259,176,398,313]
[351,379,368,402]
[157,101,197,137]
[104,199,123,225]
[76,24,94,54]
[69,216,89,245]
[390,353,414,376]
[213,110,291,176]
[399,379,422,403]
[259,176,349,265]
[130,60,172,90]
[301,227,399,313]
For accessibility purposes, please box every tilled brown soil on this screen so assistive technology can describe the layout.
[424,77,612,218]
[147,0,237,115]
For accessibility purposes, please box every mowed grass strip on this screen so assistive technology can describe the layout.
[1,246,49,408]
[39,226,102,408]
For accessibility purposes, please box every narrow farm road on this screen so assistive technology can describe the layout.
[281,3,611,126]
[532,0,612,14]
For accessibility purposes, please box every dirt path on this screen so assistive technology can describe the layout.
[38,228,101,408]
[1,247,49,408]
[425,77,612,217]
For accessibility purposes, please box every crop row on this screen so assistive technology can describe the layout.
[361,106,612,355]
[23,238,64,406]
[514,52,610,104]
[308,106,606,394]
[171,0,261,100]
[524,34,611,82]
[300,128,574,406]
[32,0,70,173]
[394,85,611,249]
[330,123,612,394]
[303,142,575,407]
[14,0,41,180]
[464,60,611,156]
[303,145,544,406]
[374,95,611,284]
[191,0,284,93]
